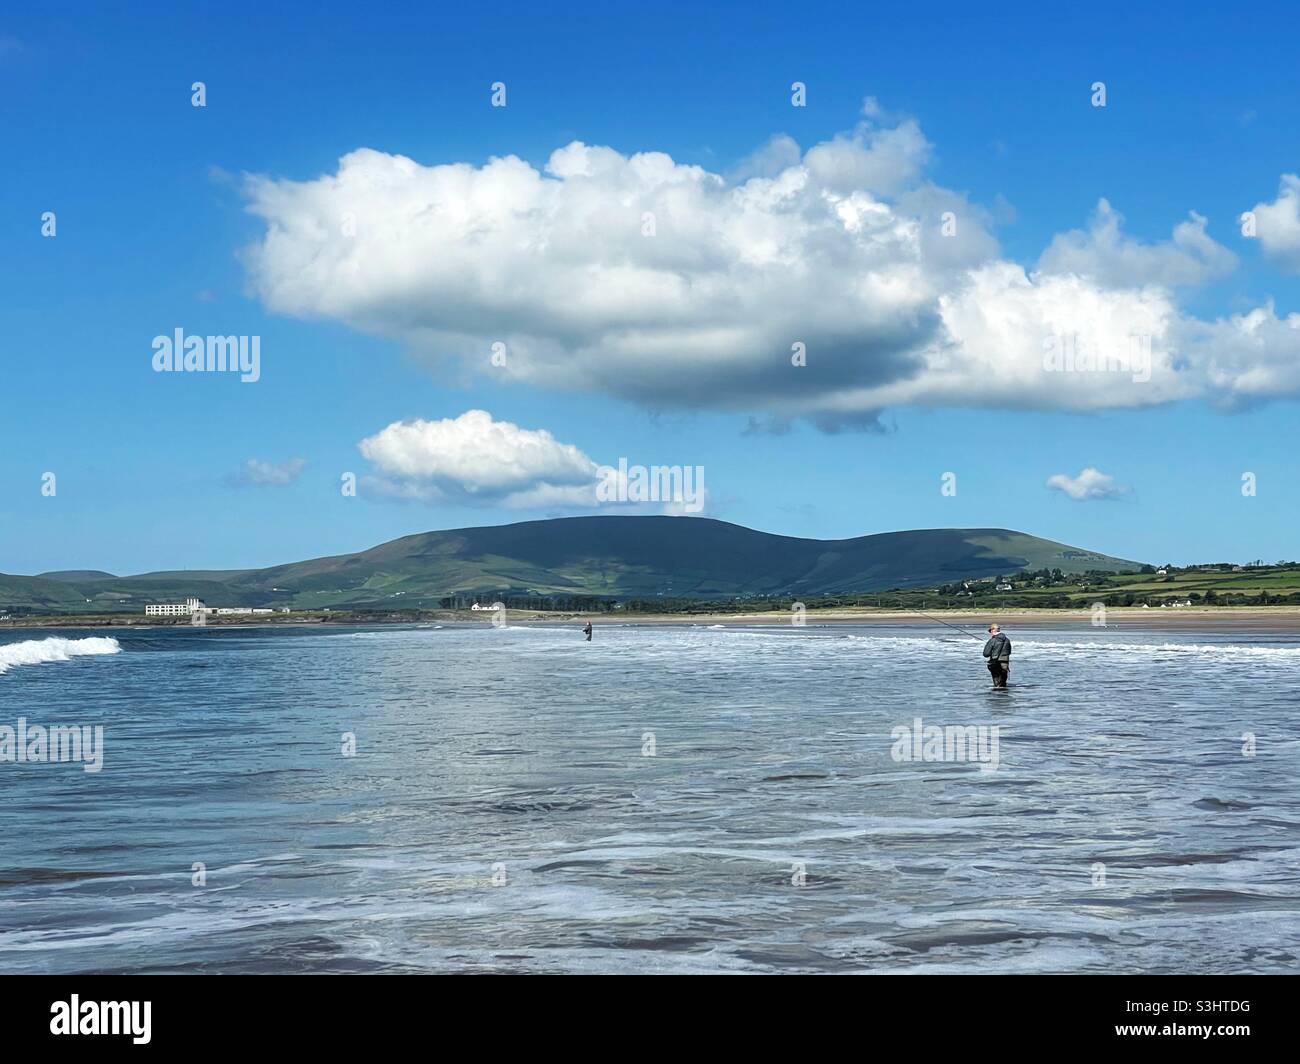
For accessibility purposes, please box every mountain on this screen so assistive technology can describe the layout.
[0,517,1141,614]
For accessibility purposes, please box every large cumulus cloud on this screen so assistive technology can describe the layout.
[240,111,1284,427]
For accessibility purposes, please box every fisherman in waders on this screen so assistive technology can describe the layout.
[982,624,1011,687]
[583,621,593,642]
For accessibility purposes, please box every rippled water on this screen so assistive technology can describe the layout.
[1,621,1298,973]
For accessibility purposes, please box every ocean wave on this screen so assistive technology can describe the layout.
[0,637,122,676]
[832,632,1300,659]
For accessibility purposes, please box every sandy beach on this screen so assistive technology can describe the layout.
[527,607,1300,632]
[8,606,1300,633]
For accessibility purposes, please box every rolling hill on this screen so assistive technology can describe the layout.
[0,517,1141,614]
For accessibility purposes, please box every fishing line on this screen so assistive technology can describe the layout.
[907,611,987,641]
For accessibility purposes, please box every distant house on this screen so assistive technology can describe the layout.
[996,583,1013,591]
[1156,569,1167,576]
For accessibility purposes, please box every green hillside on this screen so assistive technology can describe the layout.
[35,570,118,582]
[0,517,1141,614]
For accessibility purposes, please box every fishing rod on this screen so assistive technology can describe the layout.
[907,611,988,641]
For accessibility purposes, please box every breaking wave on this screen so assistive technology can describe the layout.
[0,637,122,676]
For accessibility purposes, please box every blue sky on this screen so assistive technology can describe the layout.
[3,1,1299,575]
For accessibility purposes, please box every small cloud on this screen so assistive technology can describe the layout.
[358,409,710,515]
[232,457,307,486]
[1046,467,1129,501]
[743,414,794,436]
[991,193,1017,225]
[1246,174,1300,272]
[728,133,802,181]
[358,409,600,508]
[1036,198,1237,289]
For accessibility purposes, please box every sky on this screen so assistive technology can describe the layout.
[3,1,1300,575]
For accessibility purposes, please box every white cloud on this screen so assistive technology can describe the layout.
[1182,301,1300,407]
[801,119,931,195]
[358,410,713,514]
[1046,467,1129,501]
[730,134,802,181]
[358,410,599,507]
[862,262,1192,412]
[239,115,1293,428]
[1037,199,1236,288]
[235,457,307,485]
[1247,174,1300,271]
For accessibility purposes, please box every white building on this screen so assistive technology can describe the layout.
[145,599,272,617]
[145,597,207,617]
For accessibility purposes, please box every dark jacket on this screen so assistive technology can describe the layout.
[982,633,1011,662]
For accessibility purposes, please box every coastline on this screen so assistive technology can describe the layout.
[5,605,1300,634]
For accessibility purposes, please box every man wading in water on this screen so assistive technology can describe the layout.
[983,624,1011,687]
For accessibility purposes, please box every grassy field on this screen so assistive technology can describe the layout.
[973,564,1300,607]
[602,562,1300,613]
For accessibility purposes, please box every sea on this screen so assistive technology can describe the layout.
[1,621,1297,974]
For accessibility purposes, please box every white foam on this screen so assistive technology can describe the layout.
[830,632,1300,660]
[0,636,122,675]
